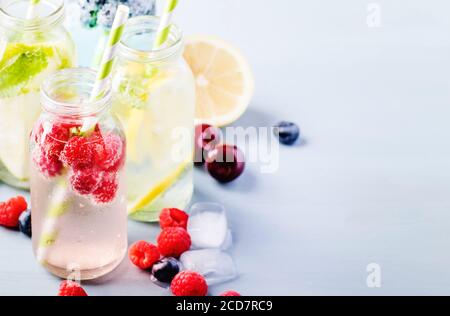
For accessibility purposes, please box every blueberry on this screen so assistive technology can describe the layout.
[151,257,180,283]
[274,121,300,145]
[18,209,31,237]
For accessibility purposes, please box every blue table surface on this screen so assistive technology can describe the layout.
[2,0,450,295]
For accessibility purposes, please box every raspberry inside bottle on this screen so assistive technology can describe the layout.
[29,68,127,280]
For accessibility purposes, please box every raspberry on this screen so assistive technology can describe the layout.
[58,280,88,296]
[92,172,118,204]
[170,271,208,296]
[159,208,189,229]
[33,149,63,178]
[32,122,72,177]
[60,136,94,169]
[220,290,241,296]
[45,123,70,154]
[0,196,28,228]
[128,241,160,270]
[93,133,125,172]
[37,122,71,160]
[157,227,191,258]
[70,168,103,195]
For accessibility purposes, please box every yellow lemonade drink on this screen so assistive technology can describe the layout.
[112,17,195,221]
[0,0,75,188]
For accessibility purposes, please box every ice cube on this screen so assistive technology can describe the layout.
[188,202,228,249]
[180,249,238,285]
[221,229,233,250]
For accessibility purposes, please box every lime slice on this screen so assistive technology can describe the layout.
[128,157,192,215]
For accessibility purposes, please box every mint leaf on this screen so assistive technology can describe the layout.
[0,45,52,97]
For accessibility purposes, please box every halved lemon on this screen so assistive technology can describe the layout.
[183,35,255,127]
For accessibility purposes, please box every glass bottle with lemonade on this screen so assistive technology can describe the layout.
[0,0,76,188]
[112,16,195,222]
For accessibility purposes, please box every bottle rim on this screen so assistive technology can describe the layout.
[118,16,184,63]
[0,0,65,31]
[41,67,112,118]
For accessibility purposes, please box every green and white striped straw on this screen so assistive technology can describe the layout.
[36,179,71,264]
[90,4,129,101]
[153,0,179,49]
[26,0,40,19]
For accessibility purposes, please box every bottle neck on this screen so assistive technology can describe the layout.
[0,0,65,32]
[41,68,111,120]
[118,16,184,65]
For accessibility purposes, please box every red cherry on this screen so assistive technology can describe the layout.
[194,124,222,166]
[206,144,245,183]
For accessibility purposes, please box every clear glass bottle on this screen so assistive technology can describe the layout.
[30,68,127,280]
[0,0,76,189]
[112,16,195,222]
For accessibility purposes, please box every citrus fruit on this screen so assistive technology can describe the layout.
[183,35,255,127]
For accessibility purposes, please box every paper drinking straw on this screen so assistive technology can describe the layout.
[81,4,129,132]
[90,4,129,101]
[36,179,71,264]
[153,0,179,49]
[36,5,130,267]
[26,0,40,19]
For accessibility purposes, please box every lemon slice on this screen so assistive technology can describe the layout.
[183,35,255,127]
[128,157,192,215]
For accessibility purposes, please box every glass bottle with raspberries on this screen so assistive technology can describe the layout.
[29,68,127,280]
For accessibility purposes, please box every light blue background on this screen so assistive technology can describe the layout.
[1,0,450,295]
